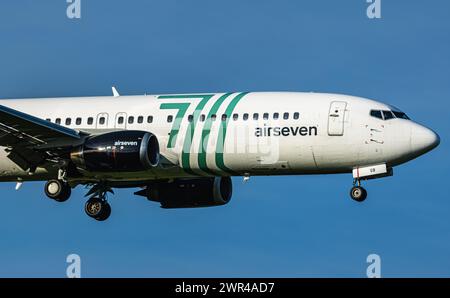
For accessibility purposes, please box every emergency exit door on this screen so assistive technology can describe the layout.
[96,113,109,129]
[327,101,347,136]
[115,112,127,129]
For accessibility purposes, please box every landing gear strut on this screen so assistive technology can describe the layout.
[350,179,367,202]
[84,183,113,221]
[44,179,71,202]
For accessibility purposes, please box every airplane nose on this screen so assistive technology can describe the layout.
[410,125,440,155]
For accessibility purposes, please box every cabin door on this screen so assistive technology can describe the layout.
[327,101,347,136]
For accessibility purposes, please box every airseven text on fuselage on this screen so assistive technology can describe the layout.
[255,125,318,137]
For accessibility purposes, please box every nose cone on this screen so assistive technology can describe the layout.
[411,125,440,156]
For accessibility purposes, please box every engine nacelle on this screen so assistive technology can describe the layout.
[147,177,233,208]
[70,131,159,172]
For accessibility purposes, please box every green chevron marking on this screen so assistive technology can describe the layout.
[215,92,249,175]
[197,93,233,175]
[158,94,214,174]
[160,103,190,148]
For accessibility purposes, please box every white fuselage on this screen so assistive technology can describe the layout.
[0,92,439,183]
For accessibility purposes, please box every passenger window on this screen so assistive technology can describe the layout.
[383,110,395,120]
[233,113,238,121]
[167,115,173,123]
[147,116,153,123]
[188,115,193,122]
[370,110,383,120]
[99,117,105,125]
[55,118,61,124]
[200,114,206,122]
[45,118,51,122]
[243,113,249,121]
[87,117,93,125]
[128,116,134,124]
[211,114,217,121]
[65,118,71,125]
[293,112,299,120]
[76,118,82,125]
[221,114,227,121]
[118,116,124,124]
[138,116,143,124]
[273,113,279,120]
[283,113,289,120]
[263,113,269,120]
[253,113,259,120]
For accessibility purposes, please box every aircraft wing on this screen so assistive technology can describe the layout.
[0,104,85,171]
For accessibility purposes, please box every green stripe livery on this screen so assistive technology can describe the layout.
[215,92,249,175]
[197,93,233,175]
[158,92,249,176]
[159,94,214,174]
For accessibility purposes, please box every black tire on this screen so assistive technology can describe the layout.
[44,180,71,202]
[96,203,111,221]
[84,197,111,221]
[350,186,367,202]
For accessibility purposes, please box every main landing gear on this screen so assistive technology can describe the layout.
[83,183,113,221]
[44,176,112,221]
[350,179,367,202]
[84,196,111,221]
[44,179,71,202]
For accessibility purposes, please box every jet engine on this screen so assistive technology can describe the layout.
[145,177,233,208]
[70,130,159,172]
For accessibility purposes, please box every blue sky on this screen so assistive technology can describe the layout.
[0,0,449,277]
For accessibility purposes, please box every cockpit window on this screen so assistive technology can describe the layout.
[382,110,395,120]
[370,109,410,121]
[370,110,383,119]
[392,111,410,120]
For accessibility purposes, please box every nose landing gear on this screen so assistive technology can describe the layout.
[350,179,367,202]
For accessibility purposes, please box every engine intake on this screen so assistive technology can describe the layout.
[71,130,159,172]
[146,177,233,208]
